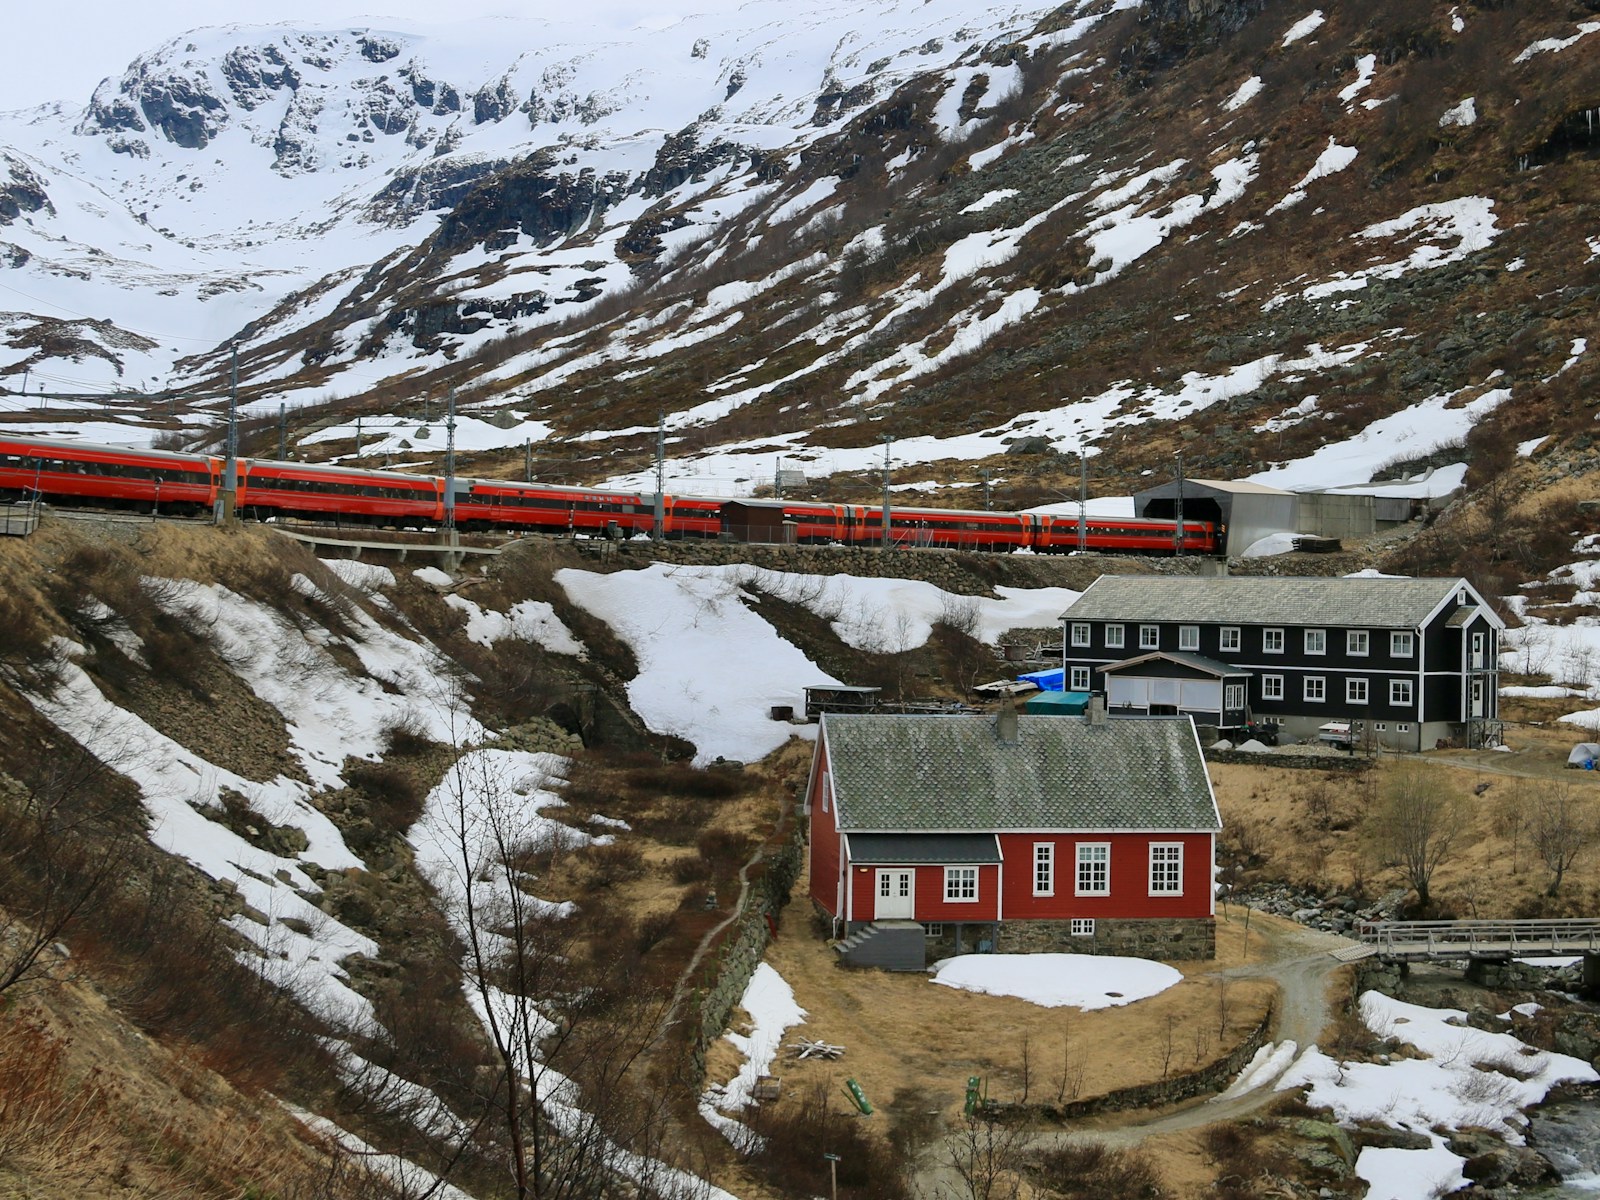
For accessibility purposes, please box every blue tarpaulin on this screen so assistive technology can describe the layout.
[1018,668,1065,691]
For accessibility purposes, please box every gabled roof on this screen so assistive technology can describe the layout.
[1061,575,1491,630]
[1097,651,1248,678]
[820,713,1220,834]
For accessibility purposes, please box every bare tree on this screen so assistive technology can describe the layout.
[418,748,696,1200]
[942,1114,1026,1200]
[1364,765,1470,908]
[1530,783,1598,897]
[0,726,144,996]
[1491,779,1533,876]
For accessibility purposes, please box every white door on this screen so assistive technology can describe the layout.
[1471,678,1484,717]
[875,869,915,919]
[1471,632,1485,669]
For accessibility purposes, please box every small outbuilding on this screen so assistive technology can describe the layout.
[1021,690,1091,715]
[803,684,881,721]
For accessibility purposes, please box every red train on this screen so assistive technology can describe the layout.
[0,434,1221,554]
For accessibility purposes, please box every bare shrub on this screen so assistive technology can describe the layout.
[1029,1142,1162,1199]
[345,762,424,832]
[741,1080,913,1198]
[582,842,646,889]
[697,828,756,870]
[670,854,713,884]
[378,711,435,757]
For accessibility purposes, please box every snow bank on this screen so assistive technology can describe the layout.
[931,953,1181,1010]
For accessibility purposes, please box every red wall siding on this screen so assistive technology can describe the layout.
[806,742,842,916]
[996,832,1213,921]
[846,863,1001,923]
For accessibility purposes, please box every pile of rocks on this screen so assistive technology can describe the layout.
[1231,884,1409,936]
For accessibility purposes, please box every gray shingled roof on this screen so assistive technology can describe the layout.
[1099,651,1247,677]
[822,713,1220,833]
[1061,575,1469,629]
[845,834,1003,864]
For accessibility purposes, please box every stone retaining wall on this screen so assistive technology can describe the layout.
[995,916,1216,961]
[1205,748,1373,771]
[986,1004,1275,1123]
[691,816,806,1080]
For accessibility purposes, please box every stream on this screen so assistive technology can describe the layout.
[1526,1089,1600,1196]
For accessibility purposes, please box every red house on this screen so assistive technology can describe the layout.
[806,705,1221,969]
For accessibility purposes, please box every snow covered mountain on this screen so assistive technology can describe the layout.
[0,1,1084,393]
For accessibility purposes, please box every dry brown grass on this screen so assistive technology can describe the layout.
[1210,731,1600,915]
[0,966,401,1200]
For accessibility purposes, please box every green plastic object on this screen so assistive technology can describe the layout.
[964,1076,982,1117]
[844,1077,874,1115]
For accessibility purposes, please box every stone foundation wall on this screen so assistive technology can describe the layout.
[995,916,1215,961]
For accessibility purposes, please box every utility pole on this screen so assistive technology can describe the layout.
[1174,451,1185,556]
[653,410,665,541]
[355,415,363,459]
[20,368,29,412]
[880,434,892,553]
[980,468,991,511]
[218,344,238,524]
[444,390,457,543]
[524,439,532,483]
[1077,453,1088,552]
[277,403,287,460]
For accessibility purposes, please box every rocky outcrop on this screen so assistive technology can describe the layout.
[0,155,50,225]
[431,158,629,252]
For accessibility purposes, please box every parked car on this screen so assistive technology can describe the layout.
[1318,722,1354,750]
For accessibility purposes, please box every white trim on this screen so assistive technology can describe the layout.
[1304,676,1326,702]
[1178,625,1200,651]
[1033,841,1055,896]
[1346,677,1368,704]
[1261,674,1285,700]
[1304,628,1326,655]
[944,865,979,903]
[1074,842,1110,896]
[1139,623,1160,649]
[1263,627,1285,653]
[1390,630,1414,658]
[1220,626,1241,652]
[1348,629,1369,657]
[1148,842,1184,896]
[1070,621,1091,647]
[1105,623,1125,649]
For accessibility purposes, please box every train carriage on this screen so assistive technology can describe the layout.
[0,434,219,515]
[1034,514,1220,555]
[238,459,444,526]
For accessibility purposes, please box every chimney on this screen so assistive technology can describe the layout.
[1087,694,1107,727]
[996,696,1019,744]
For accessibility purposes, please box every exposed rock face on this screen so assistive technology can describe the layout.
[433,159,629,252]
[0,156,50,225]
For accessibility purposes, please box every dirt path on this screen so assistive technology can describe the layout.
[915,919,1359,1197]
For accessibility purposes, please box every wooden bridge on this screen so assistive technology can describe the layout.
[1354,919,1600,962]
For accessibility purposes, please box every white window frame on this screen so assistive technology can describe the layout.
[1105,623,1125,649]
[1305,676,1326,702]
[1261,674,1285,701]
[1220,627,1241,652]
[1263,628,1284,654]
[1179,625,1200,651]
[1149,843,1183,895]
[1075,843,1110,896]
[944,866,978,903]
[1348,630,1369,657]
[1070,918,1095,937]
[1390,679,1414,706]
[1139,624,1160,650]
[1224,682,1245,709]
[1347,677,1368,704]
[1397,722,1411,733]
[1391,631,1414,658]
[1375,722,1387,732]
[821,771,830,814]
[1069,666,1091,691]
[1033,843,1055,896]
[1305,628,1327,655]
[925,922,945,937]
[1070,622,1091,648]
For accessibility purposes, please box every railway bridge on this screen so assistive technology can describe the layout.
[1341,918,1600,994]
